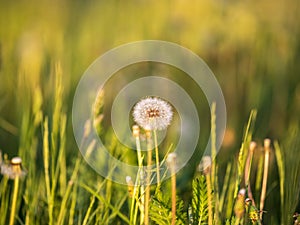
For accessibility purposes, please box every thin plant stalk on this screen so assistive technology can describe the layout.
[56,154,82,225]
[153,129,160,187]
[127,176,138,225]
[200,156,213,225]
[133,125,145,224]
[171,166,176,225]
[145,129,152,225]
[245,142,256,205]
[167,153,177,225]
[8,157,24,225]
[129,176,140,225]
[9,175,19,225]
[206,172,213,225]
[260,139,270,220]
[210,102,220,223]
[274,141,285,225]
[68,182,78,225]
[43,118,53,225]
[219,162,232,212]
[0,175,9,225]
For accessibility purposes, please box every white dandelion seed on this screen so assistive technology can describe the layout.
[0,156,26,179]
[133,97,173,130]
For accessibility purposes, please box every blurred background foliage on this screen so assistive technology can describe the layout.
[1,0,299,152]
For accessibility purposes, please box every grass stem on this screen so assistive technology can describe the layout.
[206,173,213,225]
[260,139,270,220]
[245,142,256,206]
[133,125,145,224]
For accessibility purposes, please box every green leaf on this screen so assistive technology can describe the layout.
[191,176,208,225]
[149,189,187,225]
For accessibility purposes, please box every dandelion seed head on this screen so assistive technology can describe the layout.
[198,156,212,175]
[133,97,173,130]
[239,188,246,196]
[125,176,132,184]
[0,156,26,179]
[249,141,257,153]
[11,157,22,165]
[264,138,271,149]
[132,125,140,138]
[166,152,177,165]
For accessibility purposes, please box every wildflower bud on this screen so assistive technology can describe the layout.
[11,157,22,165]
[264,138,271,150]
[126,175,132,184]
[234,188,246,219]
[145,129,151,138]
[126,176,134,198]
[245,198,252,205]
[11,157,22,174]
[293,212,300,224]
[83,120,92,138]
[239,188,246,196]
[166,152,177,166]
[249,141,257,153]
[132,125,140,138]
[198,156,212,175]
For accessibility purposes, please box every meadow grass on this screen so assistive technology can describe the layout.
[0,0,300,224]
[0,75,299,224]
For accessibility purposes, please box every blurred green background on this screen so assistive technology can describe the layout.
[1,0,299,154]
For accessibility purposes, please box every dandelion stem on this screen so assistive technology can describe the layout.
[9,175,19,225]
[153,129,160,186]
[144,130,152,225]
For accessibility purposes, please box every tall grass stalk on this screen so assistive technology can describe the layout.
[274,141,284,225]
[245,142,256,205]
[259,139,270,220]
[56,154,82,225]
[206,172,213,225]
[235,110,257,199]
[276,126,300,224]
[210,102,220,223]
[219,162,232,212]
[0,175,9,225]
[81,183,130,224]
[167,153,177,225]
[68,181,78,225]
[43,118,53,225]
[132,125,145,224]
